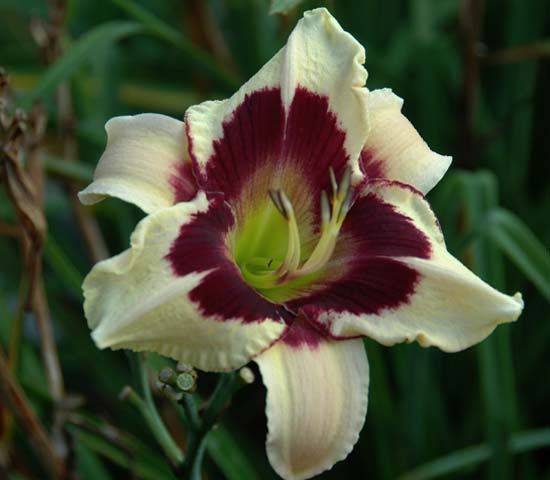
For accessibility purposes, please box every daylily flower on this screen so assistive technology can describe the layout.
[79,8,523,480]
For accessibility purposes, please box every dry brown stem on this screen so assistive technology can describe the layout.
[0,68,66,478]
[0,346,62,478]
[457,0,485,168]
[188,0,239,77]
[481,41,550,63]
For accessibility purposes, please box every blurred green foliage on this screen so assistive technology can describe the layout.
[0,0,549,479]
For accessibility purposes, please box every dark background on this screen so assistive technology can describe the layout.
[0,0,549,479]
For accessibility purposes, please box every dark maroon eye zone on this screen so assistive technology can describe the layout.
[167,87,431,344]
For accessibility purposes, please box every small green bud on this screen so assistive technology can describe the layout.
[239,367,255,385]
[118,385,132,401]
[159,383,184,401]
[176,362,193,373]
[159,367,175,384]
[176,372,196,392]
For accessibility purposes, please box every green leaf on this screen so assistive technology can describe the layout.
[111,0,239,90]
[0,0,47,15]
[74,438,113,480]
[21,21,144,108]
[207,426,261,480]
[485,208,550,302]
[43,235,84,298]
[44,155,94,183]
[69,427,176,480]
[451,170,516,479]
[269,0,304,15]
[397,428,550,480]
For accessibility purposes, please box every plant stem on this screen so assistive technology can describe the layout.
[121,386,184,466]
[482,40,550,63]
[124,358,248,477]
[121,354,184,467]
[0,346,62,478]
[181,394,202,432]
[179,372,242,479]
[202,372,238,426]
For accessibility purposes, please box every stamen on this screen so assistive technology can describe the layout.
[246,168,354,291]
[294,166,353,277]
[337,167,352,202]
[329,167,338,196]
[337,188,354,224]
[268,189,287,219]
[320,190,330,231]
[269,190,301,276]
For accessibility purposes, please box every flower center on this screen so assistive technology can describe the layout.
[237,168,353,300]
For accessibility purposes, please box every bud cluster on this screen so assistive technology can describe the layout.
[156,362,198,401]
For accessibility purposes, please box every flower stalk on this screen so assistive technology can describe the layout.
[119,385,185,466]
[121,354,185,466]
[178,370,253,479]
[123,354,255,479]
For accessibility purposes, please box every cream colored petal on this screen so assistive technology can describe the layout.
[79,114,194,213]
[362,89,452,194]
[256,336,369,480]
[83,193,285,372]
[321,181,523,352]
[186,7,368,180]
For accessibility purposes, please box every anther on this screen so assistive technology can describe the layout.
[337,188,354,223]
[268,189,287,219]
[321,190,330,229]
[268,189,303,277]
[337,166,352,201]
[291,166,354,278]
[329,167,338,195]
[250,169,355,290]
[278,191,294,218]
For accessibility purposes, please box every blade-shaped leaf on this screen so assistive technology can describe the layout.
[21,21,144,108]
[111,0,239,89]
[485,208,550,301]
[398,428,550,480]
[207,426,262,480]
[44,235,84,298]
[269,0,304,15]
[74,438,113,480]
[69,427,176,480]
